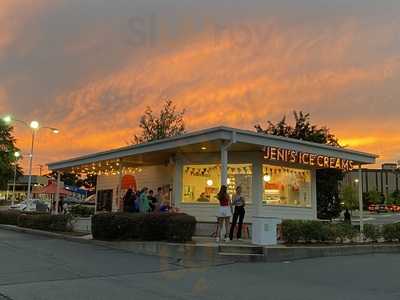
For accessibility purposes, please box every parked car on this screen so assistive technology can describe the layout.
[63,196,83,205]
[377,204,388,213]
[368,204,377,212]
[387,204,400,213]
[10,199,49,212]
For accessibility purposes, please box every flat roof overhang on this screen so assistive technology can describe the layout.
[47,126,378,172]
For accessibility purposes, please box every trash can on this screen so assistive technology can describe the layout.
[252,217,281,245]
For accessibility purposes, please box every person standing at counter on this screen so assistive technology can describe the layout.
[148,190,157,211]
[216,185,232,243]
[229,186,246,241]
[155,187,164,203]
[139,187,151,213]
[123,188,135,212]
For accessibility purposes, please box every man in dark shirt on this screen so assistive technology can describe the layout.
[148,190,157,211]
[344,208,351,224]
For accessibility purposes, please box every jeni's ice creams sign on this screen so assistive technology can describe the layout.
[264,146,354,171]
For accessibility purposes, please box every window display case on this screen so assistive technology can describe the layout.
[262,165,311,207]
[182,164,253,204]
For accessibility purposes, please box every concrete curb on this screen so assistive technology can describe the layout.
[263,244,400,262]
[2,225,400,263]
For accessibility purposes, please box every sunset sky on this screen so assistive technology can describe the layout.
[1,0,400,174]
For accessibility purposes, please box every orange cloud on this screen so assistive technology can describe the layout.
[10,18,400,172]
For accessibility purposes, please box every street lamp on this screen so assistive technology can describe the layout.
[30,121,39,130]
[354,171,364,238]
[2,115,60,201]
[12,151,21,207]
[2,115,12,124]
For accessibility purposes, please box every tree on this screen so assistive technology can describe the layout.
[49,172,79,187]
[255,111,340,146]
[76,174,97,189]
[365,190,382,205]
[133,100,185,144]
[384,190,400,205]
[0,123,22,190]
[49,172,97,190]
[255,111,344,220]
[341,185,358,212]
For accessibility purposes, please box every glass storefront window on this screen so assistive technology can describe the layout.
[182,164,252,204]
[263,165,311,207]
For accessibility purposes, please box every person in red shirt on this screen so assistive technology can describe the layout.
[216,185,232,242]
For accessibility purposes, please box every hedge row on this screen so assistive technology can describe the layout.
[92,212,196,242]
[282,220,400,244]
[282,220,356,243]
[0,210,21,225]
[361,224,400,242]
[0,210,71,232]
[18,214,71,232]
[69,205,95,217]
[381,223,400,241]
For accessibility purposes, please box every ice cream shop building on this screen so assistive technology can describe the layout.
[48,126,377,224]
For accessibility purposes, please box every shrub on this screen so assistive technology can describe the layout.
[17,213,71,232]
[282,220,331,243]
[69,205,95,217]
[363,224,381,242]
[281,220,304,243]
[91,212,196,242]
[382,223,400,241]
[331,223,357,243]
[0,210,21,225]
[92,213,143,240]
[140,213,171,241]
[91,213,113,240]
[302,220,331,242]
[282,220,358,244]
[166,213,196,242]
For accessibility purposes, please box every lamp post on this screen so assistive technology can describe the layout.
[2,115,59,201]
[26,122,38,201]
[355,167,364,239]
[12,151,21,207]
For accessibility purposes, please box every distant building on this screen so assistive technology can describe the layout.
[4,175,50,201]
[343,164,400,199]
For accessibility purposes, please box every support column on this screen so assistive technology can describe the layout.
[12,163,17,207]
[55,172,61,215]
[252,155,263,218]
[220,143,228,187]
[5,184,9,205]
[115,163,123,212]
[173,156,183,208]
[358,165,364,237]
[311,169,318,219]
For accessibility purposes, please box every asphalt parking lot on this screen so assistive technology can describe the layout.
[1,229,400,300]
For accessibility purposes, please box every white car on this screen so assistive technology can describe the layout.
[10,199,49,212]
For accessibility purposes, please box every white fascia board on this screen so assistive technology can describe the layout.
[47,130,227,171]
[47,126,377,170]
